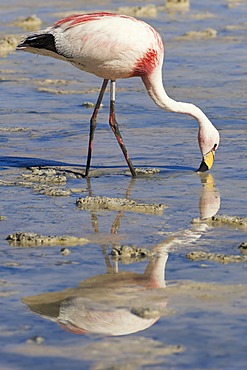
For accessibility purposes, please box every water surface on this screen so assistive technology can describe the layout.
[1,0,247,369]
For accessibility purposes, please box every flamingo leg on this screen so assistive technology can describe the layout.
[84,79,109,177]
[109,80,136,177]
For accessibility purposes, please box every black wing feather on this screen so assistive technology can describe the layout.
[17,33,57,53]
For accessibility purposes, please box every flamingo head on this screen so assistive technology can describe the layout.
[197,125,220,172]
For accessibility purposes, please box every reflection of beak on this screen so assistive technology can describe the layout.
[197,149,215,172]
[198,173,220,219]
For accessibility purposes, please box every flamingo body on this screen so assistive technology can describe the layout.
[17,12,220,176]
[20,13,163,81]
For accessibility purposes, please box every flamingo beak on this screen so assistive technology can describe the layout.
[197,149,215,172]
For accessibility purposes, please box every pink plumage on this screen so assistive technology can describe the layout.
[17,12,219,176]
[51,12,164,80]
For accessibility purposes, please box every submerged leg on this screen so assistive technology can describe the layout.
[84,79,109,177]
[109,80,136,177]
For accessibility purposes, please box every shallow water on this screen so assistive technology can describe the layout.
[1,0,247,369]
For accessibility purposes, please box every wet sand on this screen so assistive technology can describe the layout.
[1,0,247,369]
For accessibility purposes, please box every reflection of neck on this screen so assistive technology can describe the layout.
[144,251,168,288]
[199,173,220,219]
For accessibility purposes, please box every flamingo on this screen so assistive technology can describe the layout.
[17,12,220,177]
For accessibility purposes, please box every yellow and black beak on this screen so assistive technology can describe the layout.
[197,149,215,172]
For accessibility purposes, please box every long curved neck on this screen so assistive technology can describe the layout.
[142,68,211,129]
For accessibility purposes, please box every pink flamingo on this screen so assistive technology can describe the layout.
[17,12,220,177]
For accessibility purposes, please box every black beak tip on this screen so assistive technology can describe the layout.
[196,161,209,173]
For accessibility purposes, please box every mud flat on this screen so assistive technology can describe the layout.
[76,196,166,214]
[22,168,67,184]
[0,167,86,197]
[226,0,245,8]
[0,35,21,57]
[6,232,88,247]
[27,166,84,179]
[224,23,247,31]
[82,101,103,108]
[1,179,77,197]
[116,5,158,18]
[124,168,160,176]
[12,15,42,31]
[131,307,161,320]
[186,251,247,264]
[7,337,184,367]
[26,336,44,345]
[176,28,217,40]
[165,0,190,12]
[111,245,153,263]
[37,79,70,86]
[54,5,158,19]
[36,87,84,95]
[190,11,216,19]
[36,85,107,95]
[192,214,247,230]
[0,127,27,132]
[32,185,73,197]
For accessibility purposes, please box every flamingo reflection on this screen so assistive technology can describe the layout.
[22,173,220,336]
